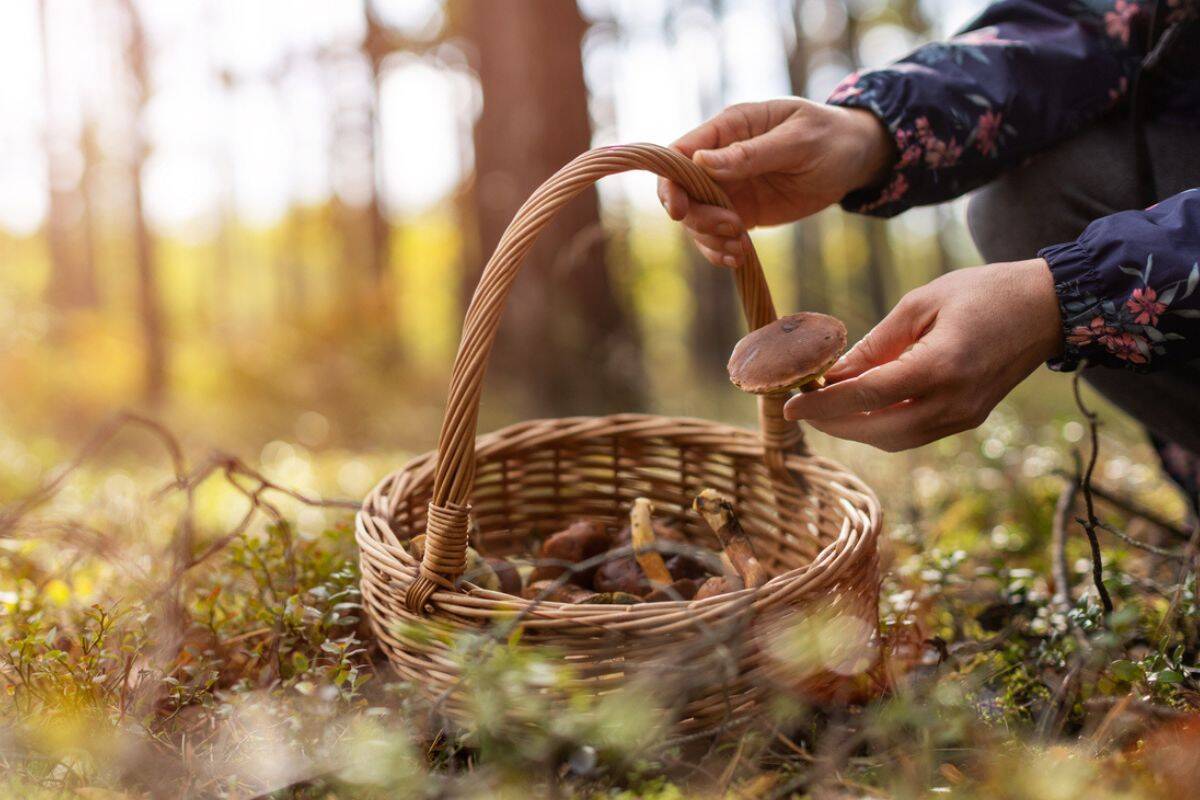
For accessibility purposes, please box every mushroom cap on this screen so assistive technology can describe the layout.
[727,312,847,394]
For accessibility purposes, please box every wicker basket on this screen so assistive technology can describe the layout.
[356,144,883,740]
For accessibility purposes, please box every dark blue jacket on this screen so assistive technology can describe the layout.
[828,0,1200,372]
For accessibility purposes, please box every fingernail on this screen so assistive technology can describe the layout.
[722,254,738,268]
[824,355,851,378]
[717,223,737,237]
[724,239,743,255]
[696,149,726,167]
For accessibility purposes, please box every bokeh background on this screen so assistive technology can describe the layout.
[7,4,1200,797]
[1,0,1014,453]
[3,0,1173,568]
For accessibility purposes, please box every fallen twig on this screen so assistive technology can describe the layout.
[0,411,185,536]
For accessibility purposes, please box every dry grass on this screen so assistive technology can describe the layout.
[0,401,1197,799]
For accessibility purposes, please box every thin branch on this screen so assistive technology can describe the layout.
[0,411,186,536]
[1050,472,1194,543]
[1092,520,1185,561]
[1072,369,1114,615]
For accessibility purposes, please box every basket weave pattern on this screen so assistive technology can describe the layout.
[356,145,883,738]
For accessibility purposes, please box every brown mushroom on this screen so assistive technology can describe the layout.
[529,519,613,586]
[521,580,593,603]
[644,578,701,602]
[693,489,769,589]
[727,312,847,395]
[487,557,524,596]
[507,557,536,588]
[574,591,644,605]
[665,553,714,581]
[593,556,650,596]
[407,534,426,560]
[462,548,500,591]
[693,575,744,600]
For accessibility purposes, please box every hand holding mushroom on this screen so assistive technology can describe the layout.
[780,262,1062,452]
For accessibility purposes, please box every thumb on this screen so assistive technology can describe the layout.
[825,295,932,382]
[693,124,799,181]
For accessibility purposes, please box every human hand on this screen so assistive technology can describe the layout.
[782,259,1064,452]
[657,98,894,268]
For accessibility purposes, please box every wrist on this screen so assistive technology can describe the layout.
[840,107,895,192]
[1016,258,1064,361]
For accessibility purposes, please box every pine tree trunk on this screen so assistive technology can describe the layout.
[460,0,644,415]
[685,0,741,384]
[784,0,829,315]
[39,0,99,313]
[120,0,167,407]
[362,4,399,351]
[843,8,895,325]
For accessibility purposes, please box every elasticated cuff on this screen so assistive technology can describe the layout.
[1039,240,1098,371]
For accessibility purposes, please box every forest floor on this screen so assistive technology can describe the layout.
[1,374,1198,799]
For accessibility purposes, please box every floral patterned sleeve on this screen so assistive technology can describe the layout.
[825,0,1158,216]
[1041,188,1200,371]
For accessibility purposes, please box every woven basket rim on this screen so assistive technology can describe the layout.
[357,412,881,619]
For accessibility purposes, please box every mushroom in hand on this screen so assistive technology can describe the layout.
[727,312,847,394]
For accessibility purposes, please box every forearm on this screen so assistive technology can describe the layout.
[828,0,1164,216]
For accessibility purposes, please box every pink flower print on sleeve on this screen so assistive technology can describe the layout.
[1126,286,1168,325]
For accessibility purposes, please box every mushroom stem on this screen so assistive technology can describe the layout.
[692,489,769,588]
[630,498,673,586]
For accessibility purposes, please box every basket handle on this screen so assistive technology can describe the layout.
[406,143,803,613]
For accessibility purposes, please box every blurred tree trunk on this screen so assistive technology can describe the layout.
[685,0,741,384]
[784,0,828,315]
[843,7,893,323]
[119,0,167,407]
[459,0,644,415]
[932,206,956,275]
[323,43,395,352]
[896,0,957,280]
[863,218,893,319]
[327,64,374,331]
[38,0,99,313]
[279,207,309,321]
[361,3,399,351]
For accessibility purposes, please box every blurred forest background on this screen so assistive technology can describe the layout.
[1,0,999,459]
[7,2,1200,797]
